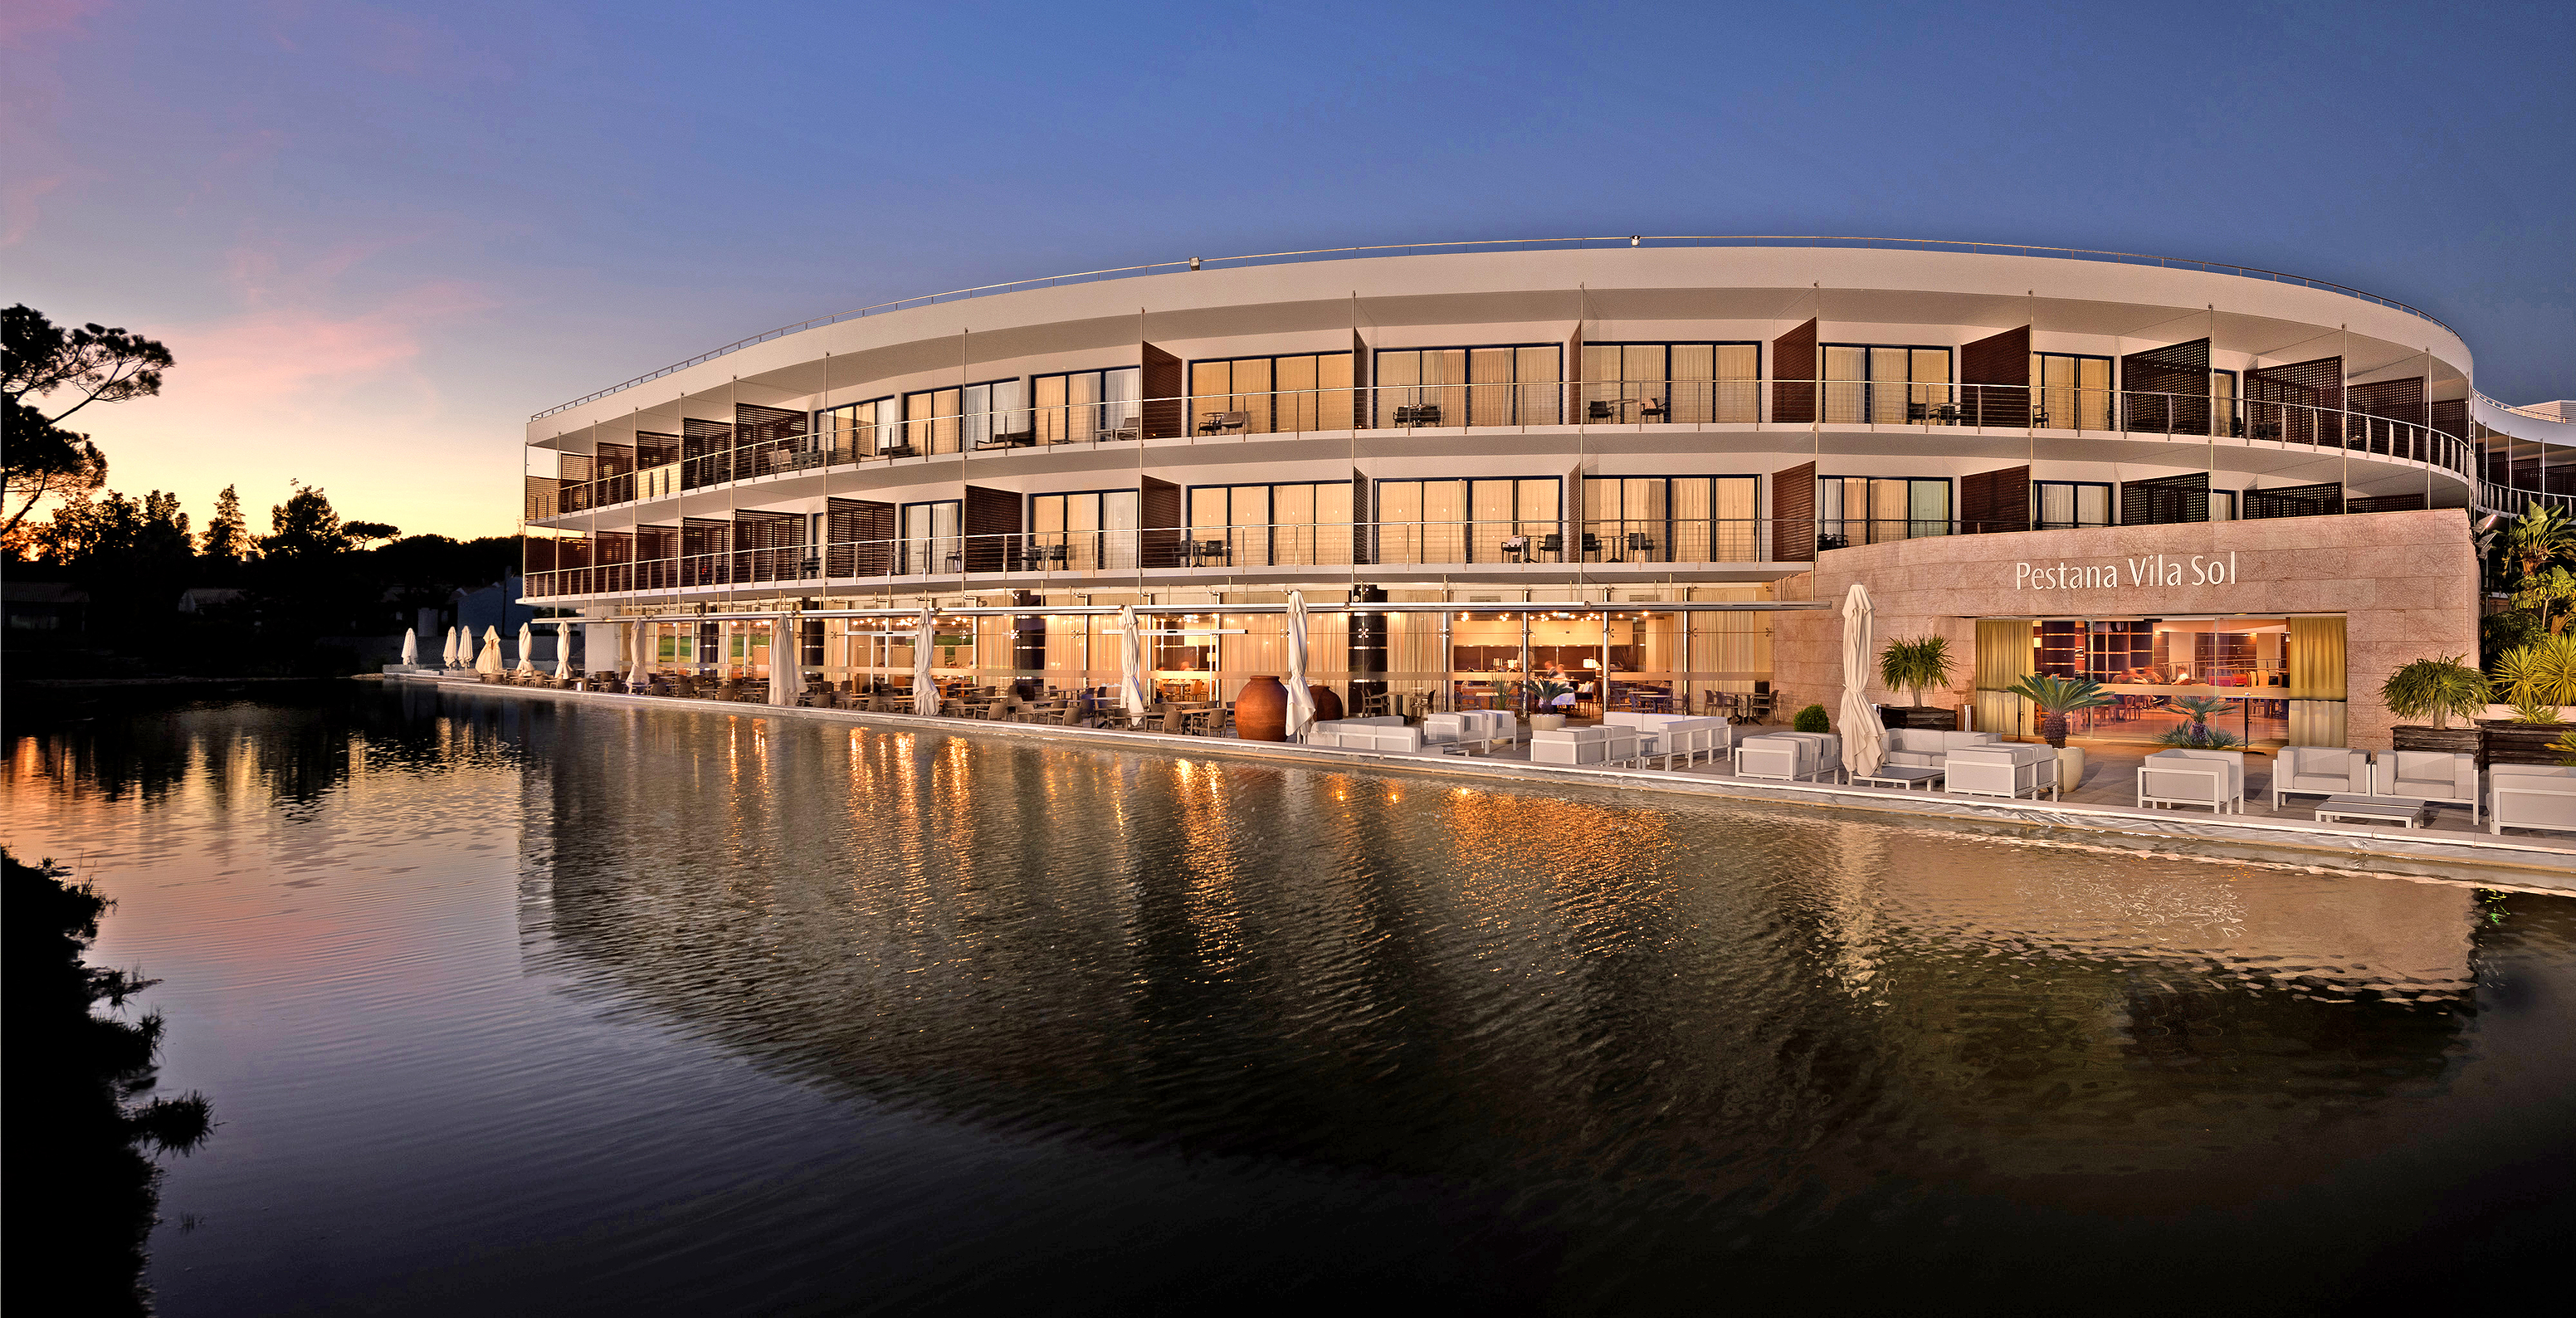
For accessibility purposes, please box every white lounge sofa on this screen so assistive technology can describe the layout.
[1608,712,1732,767]
[1734,732,1842,783]
[1424,709,1520,754]
[2490,764,2576,837]
[1879,729,1999,771]
[2372,749,2481,826]
[1532,726,1608,765]
[2271,745,2372,813]
[1946,744,2059,800]
[1305,716,1408,747]
[2138,748,2246,813]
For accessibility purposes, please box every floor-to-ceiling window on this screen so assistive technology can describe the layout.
[1581,476,1762,561]
[1032,367,1144,444]
[1818,476,1950,548]
[1374,477,1559,564]
[2210,368,2239,437]
[815,397,900,458]
[1822,344,1952,423]
[900,500,961,575]
[1188,352,1354,435]
[1374,345,1560,427]
[2011,614,2335,745]
[1580,342,1759,423]
[2031,352,2115,430]
[1187,481,1353,567]
[2032,480,2113,530]
[1028,489,1139,572]
[960,378,1030,447]
[901,388,961,454]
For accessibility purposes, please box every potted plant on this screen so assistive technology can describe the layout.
[1876,636,1958,730]
[2004,673,2114,792]
[2484,635,2576,764]
[1523,677,1575,731]
[2382,655,2489,757]
[2157,695,2246,750]
[1792,704,1831,733]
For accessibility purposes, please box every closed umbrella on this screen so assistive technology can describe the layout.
[555,621,573,680]
[515,622,536,674]
[1117,604,1150,719]
[401,628,417,667]
[442,627,458,667]
[768,614,793,705]
[1283,592,1316,740]
[475,626,503,675]
[1838,583,1884,779]
[626,622,646,690]
[911,606,939,716]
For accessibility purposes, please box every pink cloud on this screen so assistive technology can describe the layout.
[168,278,502,413]
[0,0,109,48]
[2,173,67,246]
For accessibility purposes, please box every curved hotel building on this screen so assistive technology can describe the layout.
[520,239,2575,750]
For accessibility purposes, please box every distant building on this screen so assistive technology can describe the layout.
[4,581,87,633]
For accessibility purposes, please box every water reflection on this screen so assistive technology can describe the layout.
[5,686,2568,1312]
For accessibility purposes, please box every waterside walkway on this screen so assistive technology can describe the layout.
[391,673,2576,892]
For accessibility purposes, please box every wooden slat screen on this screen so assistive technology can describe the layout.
[1772,461,1815,562]
[1142,344,1184,439]
[1959,325,2029,427]
[2121,338,2210,435]
[1770,319,1817,424]
[2245,481,2344,520]
[2430,398,2466,442]
[2348,378,2427,459]
[1960,465,2031,535]
[1140,476,1183,569]
[2120,471,2208,525]
[2246,356,2342,447]
[827,498,894,578]
[2346,493,2427,513]
[731,509,803,583]
[962,485,1022,574]
[637,525,680,590]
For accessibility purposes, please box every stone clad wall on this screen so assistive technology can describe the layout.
[1772,510,2478,749]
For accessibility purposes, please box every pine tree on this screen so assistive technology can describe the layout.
[200,484,252,564]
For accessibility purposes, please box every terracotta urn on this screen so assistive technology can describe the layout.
[1309,685,1344,722]
[1237,676,1290,741]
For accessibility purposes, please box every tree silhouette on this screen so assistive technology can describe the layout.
[2,305,174,537]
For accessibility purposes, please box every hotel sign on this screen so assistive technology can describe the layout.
[2014,552,2240,592]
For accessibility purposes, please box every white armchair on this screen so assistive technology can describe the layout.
[1946,744,2059,800]
[1532,726,1608,765]
[2373,750,2481,825]
[1599,725,1641,767]
[2139,748,2246,813]
[1734,733,1840,783]
[2490,764,2576,837]
[1880,729,1998,770]
[2271,746,2371,812]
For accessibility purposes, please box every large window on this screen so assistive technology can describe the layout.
[1029,489,1139,572]
[816,396,901,458]
[2032,481,2112,530]
[2031,352,2114,430]
[961,378,1030,448]
[1374,345,1560,428]
[901,388,960,454]
[1580,343,1760,423]
[1187,481,1353,567]
[1822,344,1953,423]
[900,500,960,575]
[1583,476,1760,561]
[1188,353,1353,435]
[1817,476,1949,548]
[1032,367,1143,444]
[1375,477,1559,564]
[2010,615,2331,745]
[2210,369,2238,438]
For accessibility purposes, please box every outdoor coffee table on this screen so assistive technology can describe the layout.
[1852,765,1944,791]
[2314,793,2431,828]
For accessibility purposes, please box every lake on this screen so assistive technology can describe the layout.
[5,683,2570,1314]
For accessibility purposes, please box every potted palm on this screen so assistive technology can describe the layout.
[2484,635,2576,765]
[2382,655,2490,758]
[2004,673,2114,792]
[1876,636,1958,730]
[1523,677,1575,731]
[2158,695,2246,749]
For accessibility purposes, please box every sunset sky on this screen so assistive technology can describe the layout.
[7,0,2570,541]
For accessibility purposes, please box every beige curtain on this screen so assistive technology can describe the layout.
[2289,615,2349,746]
[1974,618,2033,738]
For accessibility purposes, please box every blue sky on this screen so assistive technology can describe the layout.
[7,0,2570,538]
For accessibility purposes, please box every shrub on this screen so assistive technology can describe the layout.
[1793,703,1830,733]
[1877,636,1955,708]
[2493,634,2576,710]
[2379,656,2490,730]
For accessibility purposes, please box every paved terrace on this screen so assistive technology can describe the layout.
[393,673,2574,891]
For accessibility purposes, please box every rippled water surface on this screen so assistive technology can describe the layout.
[5,685,2572,1315]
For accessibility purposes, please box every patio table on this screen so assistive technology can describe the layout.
[1852,765,1945,792]
[2314,794,2431,828]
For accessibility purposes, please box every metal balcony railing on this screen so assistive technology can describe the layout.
[525,380,2481,524]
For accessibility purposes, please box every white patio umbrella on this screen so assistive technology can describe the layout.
[554,621,573,680]
[400,627,417,667]
[442,627,458,667]
[1283,592,1316,740]
[475,626,504,675]
[768,613,794,705]
[1117,603,1151,719]
[1838,582,1884,779]
[515,622,536,674]
[625,622,646,690]
[911,606,939,715]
